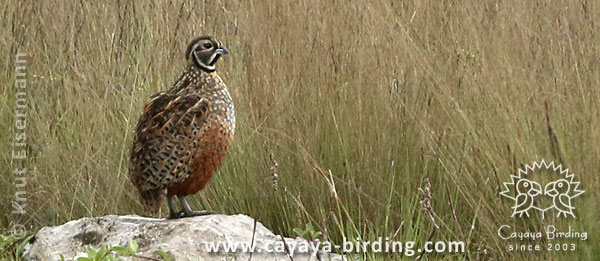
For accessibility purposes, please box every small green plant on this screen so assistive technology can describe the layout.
[74,240,173,261]
[75,240,137,261]
[154,249,174,261]
[109,240,138,257]
[293,223,322,241]
[77,245,117,261]
[0,233,33,260]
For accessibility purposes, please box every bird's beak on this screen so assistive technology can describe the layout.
[529,182,542,196]
[544,182,558,197]
[216,46,229,55]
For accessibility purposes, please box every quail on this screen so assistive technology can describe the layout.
[129,36,234,218]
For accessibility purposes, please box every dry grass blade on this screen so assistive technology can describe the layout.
[418,178,440,231]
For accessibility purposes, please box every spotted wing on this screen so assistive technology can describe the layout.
[130,92,210,191]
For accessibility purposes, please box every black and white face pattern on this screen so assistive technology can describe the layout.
[185,36,229,72]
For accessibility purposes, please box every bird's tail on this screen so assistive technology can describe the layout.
[138,188,165,215]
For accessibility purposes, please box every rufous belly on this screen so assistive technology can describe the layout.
[166,127,232,196]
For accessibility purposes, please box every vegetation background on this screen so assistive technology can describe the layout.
[1,0,599,260]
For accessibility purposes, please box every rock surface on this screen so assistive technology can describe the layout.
[22,214,343,261]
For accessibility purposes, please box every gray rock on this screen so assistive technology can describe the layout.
[22,214,344,261]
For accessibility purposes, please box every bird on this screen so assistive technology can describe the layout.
[129,36,233,218]
[512,178,542,217]
[544,179,575,218]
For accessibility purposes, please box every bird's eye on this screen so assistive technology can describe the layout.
[524,183,529,187]
[558,183,563,188]
[203,43,213,49]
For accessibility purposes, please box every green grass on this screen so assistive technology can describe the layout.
[1,0,599,260]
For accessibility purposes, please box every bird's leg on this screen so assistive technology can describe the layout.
[178,196,215,217]
[167,196,184,219]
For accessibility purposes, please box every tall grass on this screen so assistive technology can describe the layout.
[1,0,599,259]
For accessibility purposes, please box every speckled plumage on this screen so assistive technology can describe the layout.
[129,36,233,217]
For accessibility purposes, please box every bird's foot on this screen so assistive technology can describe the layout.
[181,209,216,217]
[168,210,186,219]
[177,195,217,217]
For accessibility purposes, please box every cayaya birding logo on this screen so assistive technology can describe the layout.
[500,160,585,219]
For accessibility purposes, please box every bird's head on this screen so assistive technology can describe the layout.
[185,36,228,72]
[545,179,570,197]
[516,179,542,197]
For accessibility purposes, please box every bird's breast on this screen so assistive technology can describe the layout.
[207,90,235,135]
